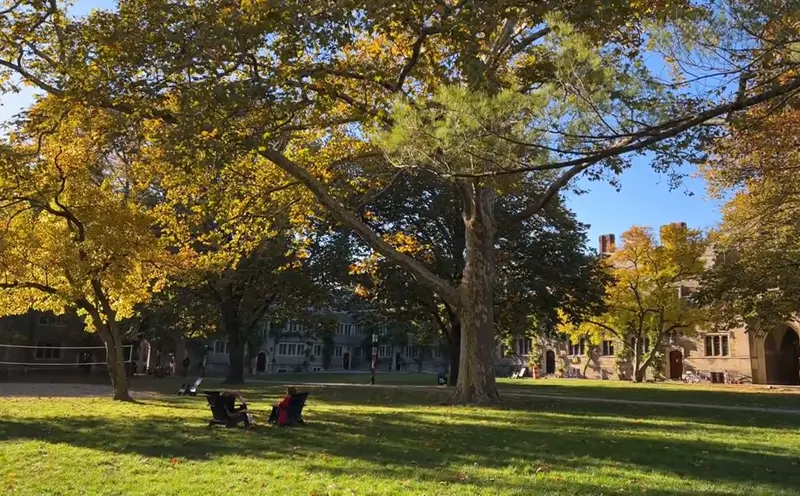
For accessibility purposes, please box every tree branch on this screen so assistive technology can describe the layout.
[501,163,589,229]
[0,280,58,295]
[0,58,63,96]
[456,74,800,178]
[244,292,278,333]
[585,319,622,340]
[257,147,459,308]
[395,27,436,92]
[508,26,551,56]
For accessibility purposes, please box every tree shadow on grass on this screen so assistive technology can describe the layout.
[133,382,800,435]
[2,399,800,495]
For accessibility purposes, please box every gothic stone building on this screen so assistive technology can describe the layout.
[525,229,800,385]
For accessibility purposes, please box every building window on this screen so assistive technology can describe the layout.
[312,344,322,357]
[35,342,61,360]
[496,343,506,358]
[333,346,343,357]
[705,335,730,357]
[378,345,391,358]
[278,343,306,356]
[289,321,304,333]
[355,347,363,358]
[337,323,354,336]
[405,345,418,358]
[601,340,615,356]
[433,348,442,359]
[214,340,228,354]
[38,315,65,327]
[517,338,532,355]
[570,339,585,356]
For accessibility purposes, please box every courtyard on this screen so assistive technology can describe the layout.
[2,377,800,495]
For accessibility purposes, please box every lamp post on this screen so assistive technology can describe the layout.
[371,333,378,385]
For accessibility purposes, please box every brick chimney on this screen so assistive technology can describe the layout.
[599,234,615,255]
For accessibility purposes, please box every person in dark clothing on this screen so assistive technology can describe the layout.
[182,356,190,377]
[219,390,251,427]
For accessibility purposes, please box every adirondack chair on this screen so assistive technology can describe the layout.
[178,377,203,396]
[268,392,309,426]
[205,391,250,428]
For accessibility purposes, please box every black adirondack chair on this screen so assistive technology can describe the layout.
[268,392,309,426]
[178,377,203,396]
[205,391,249,428]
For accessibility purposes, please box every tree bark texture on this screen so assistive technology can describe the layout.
[81,286,132,402]
[106,321,133,401]
[453,181,500,404]
[87,314,131,401]
[447,316,461,387]
[172,331,188,377]
[633,338,644,382]
[223,305,245,384]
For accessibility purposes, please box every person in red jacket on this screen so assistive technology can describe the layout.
[270,386,297,426]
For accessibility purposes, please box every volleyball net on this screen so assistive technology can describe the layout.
[0,343,135,367]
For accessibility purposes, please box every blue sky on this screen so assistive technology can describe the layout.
[566,164,722,249]
[1,0,724,249]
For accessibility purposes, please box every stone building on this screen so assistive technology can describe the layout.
[199,311,450,377]
[0,311,116,378]
[516,228,800,385]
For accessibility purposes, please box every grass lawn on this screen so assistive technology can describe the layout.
[251,371,800,409]
[2,378,800,495]
[498,378,800,410]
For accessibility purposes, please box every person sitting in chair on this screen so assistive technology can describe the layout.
[269,386,296,426]
[220,390,251,427]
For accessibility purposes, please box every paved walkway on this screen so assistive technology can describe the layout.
[243,378,800,415]
[4,379,800,415]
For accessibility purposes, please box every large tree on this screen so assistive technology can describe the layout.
[1,0,799,402]
[561,224,707,381]
[351,171,607,385]
[697,102,800,331]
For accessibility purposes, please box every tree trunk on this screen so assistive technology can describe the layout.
[100,320,133,401]
[81,290,132,402]
[452,182,500,404]
[637,349,659,383]
[632,339,644,382]
[222,302,245,384]
[447,318,461,387]
[108,321,132,401]
[172,332,188,377]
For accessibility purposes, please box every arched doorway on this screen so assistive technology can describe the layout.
[545,350,556,375]
[256,351,267,373]
[343,352,350,370]
[668,350,683,379]
[765,326,800,385]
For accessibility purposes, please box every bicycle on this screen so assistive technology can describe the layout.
[682,370,709,384]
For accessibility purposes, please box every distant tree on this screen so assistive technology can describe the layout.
[561,224,707,382]
[0,100,181,401]
[135,286,219,376]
